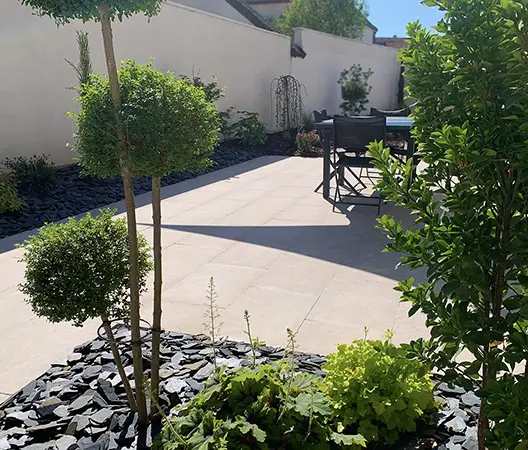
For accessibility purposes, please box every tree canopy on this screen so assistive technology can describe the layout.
[275,0,368,40]
[19,0,161,24]
[72,60,219,179]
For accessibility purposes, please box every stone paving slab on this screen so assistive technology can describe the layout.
[0,156,428,396]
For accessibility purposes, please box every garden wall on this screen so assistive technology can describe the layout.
[0,1,401,166]
[291,28,402,116]
[0,1,291,165]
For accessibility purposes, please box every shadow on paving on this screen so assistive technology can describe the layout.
[144,202,425,283]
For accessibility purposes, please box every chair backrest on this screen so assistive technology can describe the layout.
[370,107,408,117]
[313,109,330,123]
[333,115,386,151]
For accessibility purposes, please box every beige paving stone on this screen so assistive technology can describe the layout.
[154,300,224,337]
[0,251,25,294]
[0,317,98,394]
[211,241,284,269]
[221,287,319,346]
[294,319,374,355]
[306,277,401,330]
[0,393,10,404]
[0,289,34,338]
[163,262,265,308]
[253,252,341,297]
[274,204,329,223]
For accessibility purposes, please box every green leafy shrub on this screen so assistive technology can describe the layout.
[338,65,373,116]
[483,375,528,450]
[19,209,152,326]
[72,60,219,179]
[155,364,366,450]
[229,111,268,147]
[296,130,322,157]
[301,112,316,131]
[369,0,528,446]
[323,338,436,445]
[0,173,23,213]
[3,154,55,191]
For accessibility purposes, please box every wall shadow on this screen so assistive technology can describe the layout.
[151,203,425,283]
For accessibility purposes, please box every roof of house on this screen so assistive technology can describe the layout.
[224,0,275,31]
[246,0,290,4]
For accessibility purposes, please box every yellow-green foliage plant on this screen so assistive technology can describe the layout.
[322,333,437,446]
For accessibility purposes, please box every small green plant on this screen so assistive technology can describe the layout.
[482,374,528,450]
[0,173,23,213]
[155,364,366,449]
[322,335,436,446]
[229,111,268,147]
[338,65,373,116]
[242,310,266,369]
[181,72,224,103]
[18,209,152,410]
[65,30,92,87]
[203,277,222,369]
[296,130,322,157]
[301,112,316,131]
[3,154,55,191]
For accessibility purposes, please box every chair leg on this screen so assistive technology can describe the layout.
[332,168,342,212]
[315,168,337,192]
[345,167,368,189]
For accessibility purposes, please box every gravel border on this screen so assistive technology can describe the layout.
[0,326,478,450]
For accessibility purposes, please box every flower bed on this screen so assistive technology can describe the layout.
[0,327,479,450]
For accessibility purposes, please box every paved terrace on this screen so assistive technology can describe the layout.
[0,156,427,402]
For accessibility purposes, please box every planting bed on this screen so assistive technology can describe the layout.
[0,326,479,450]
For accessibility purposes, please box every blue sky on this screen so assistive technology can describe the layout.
[367,0,443,37]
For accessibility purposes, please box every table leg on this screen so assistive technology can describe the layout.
[322,130,331,199]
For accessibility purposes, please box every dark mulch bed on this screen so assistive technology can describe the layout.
[0,326,478,450]
[0,132,299,239]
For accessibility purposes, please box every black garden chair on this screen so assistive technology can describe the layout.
[332,116,386,213]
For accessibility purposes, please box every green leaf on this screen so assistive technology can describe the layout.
[330,432,367,447]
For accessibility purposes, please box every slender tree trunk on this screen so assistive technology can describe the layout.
[97,4,148,426]
[478,175,513,450]
[150,177,163,418]
[101,315,137,411]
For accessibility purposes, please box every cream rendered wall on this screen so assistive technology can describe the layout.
[292,28,401,116]
[170,0,252,25]
[0,1,291,165]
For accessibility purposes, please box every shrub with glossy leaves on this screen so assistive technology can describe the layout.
[482,374,528,450]
[72,60,219,179]
[323,338,436,445]
[155,364,366,450]
[19,0,161,24]
[19,209,152,326]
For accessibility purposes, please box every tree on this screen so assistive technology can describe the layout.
[19,0,162,425]
[73,60,219,418]
[19,209,152,411]
[370,1,528,448]
[275,0,367,40]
